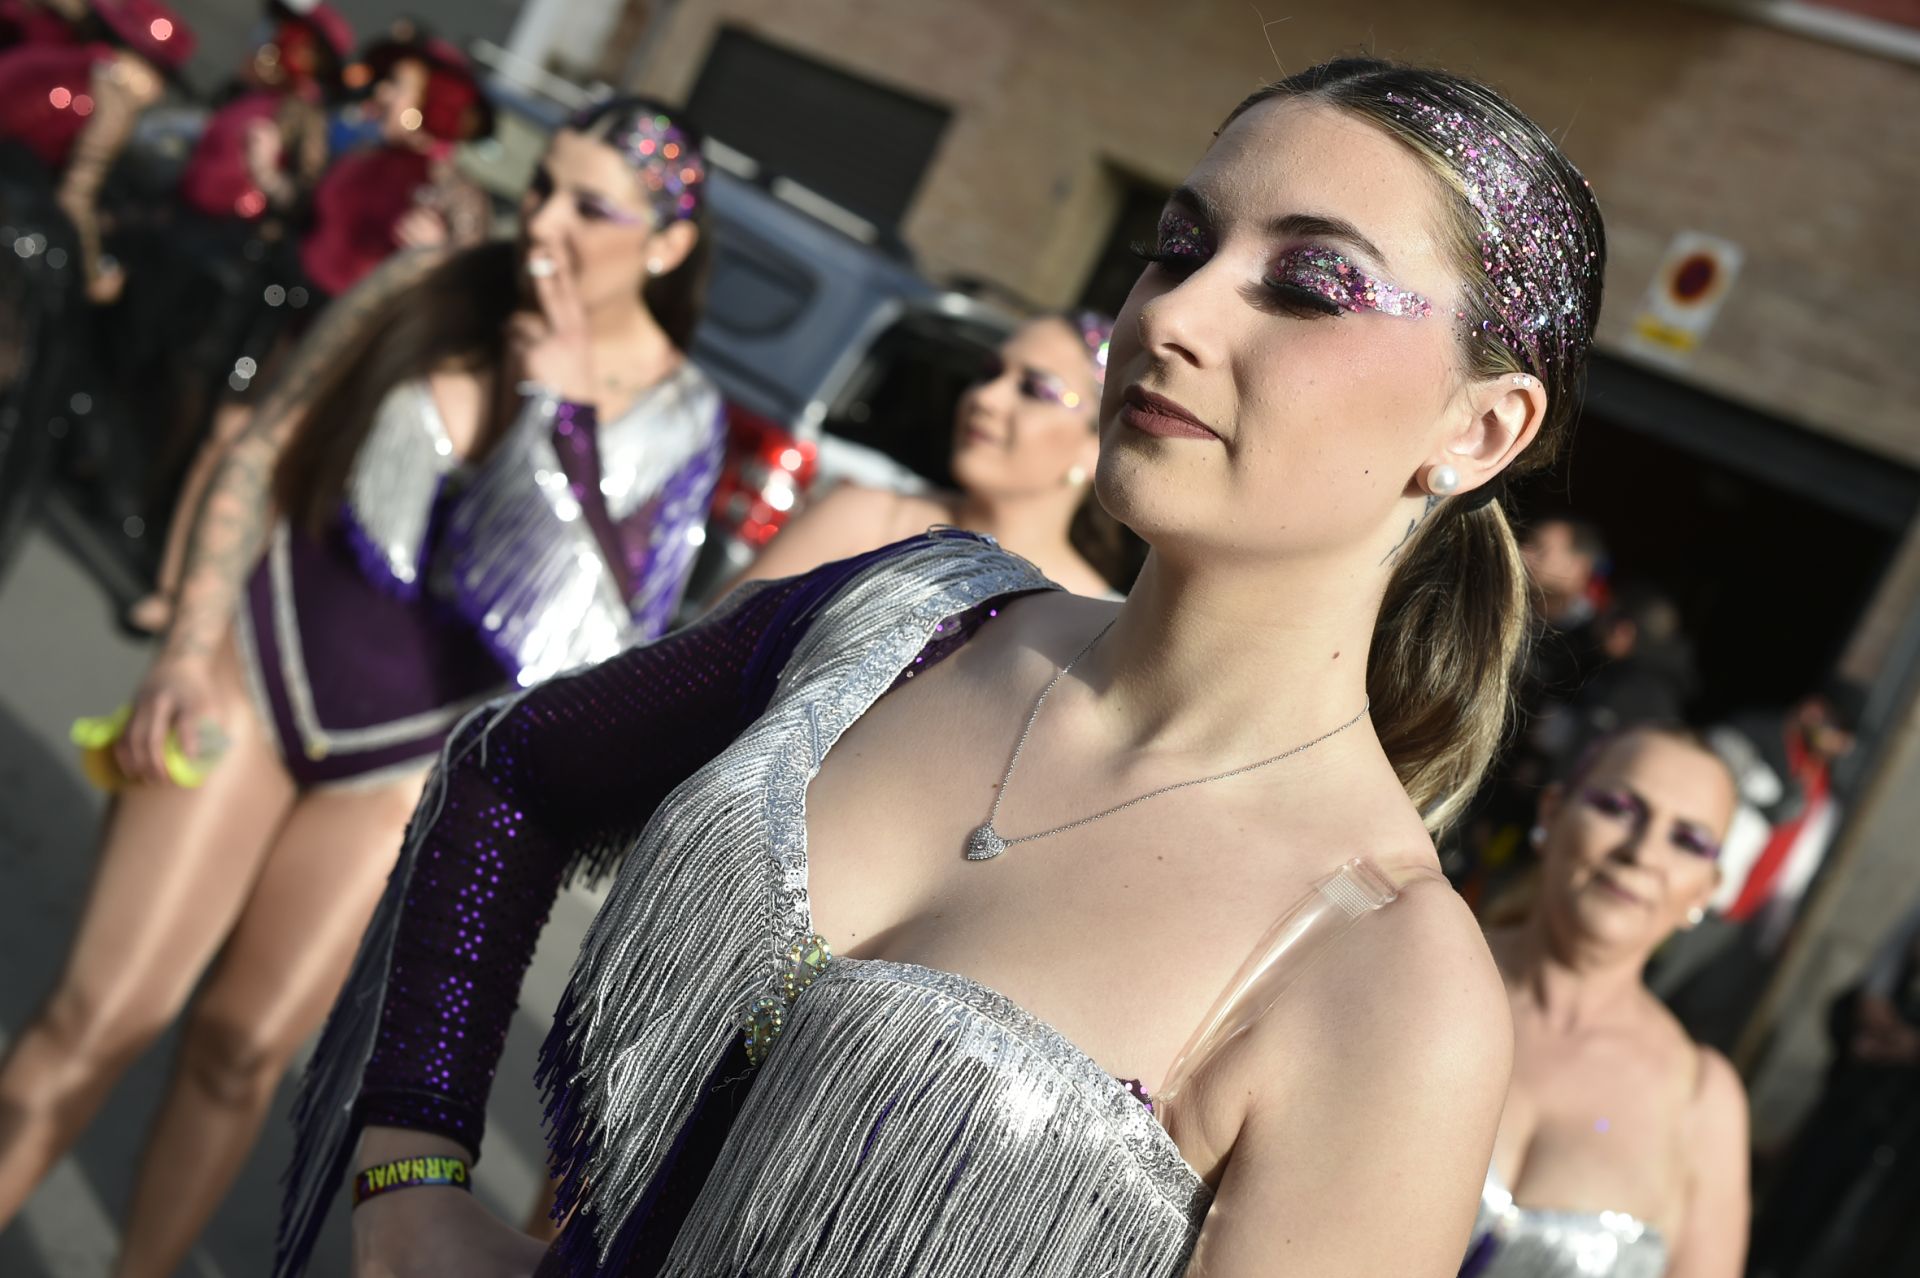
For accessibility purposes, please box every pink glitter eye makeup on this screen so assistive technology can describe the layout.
[1132,210,1429,321]
[1153,209,1210,261]
[1269,245,1433,319]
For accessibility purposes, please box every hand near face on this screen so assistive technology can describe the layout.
[509,241,594,404]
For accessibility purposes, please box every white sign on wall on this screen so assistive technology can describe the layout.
[1627,230,1744,366]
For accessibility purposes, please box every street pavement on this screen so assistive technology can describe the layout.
[0,522,603,1276]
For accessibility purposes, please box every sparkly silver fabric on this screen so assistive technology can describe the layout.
[343,380,457,590]
[437,369,720,686]
[662,959,1208,1275]
[1468,1169,1669,1278]
[341,367,721,686]
[552,537,1083,1266]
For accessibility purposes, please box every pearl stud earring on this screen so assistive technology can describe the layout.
[1428,464,1461,496]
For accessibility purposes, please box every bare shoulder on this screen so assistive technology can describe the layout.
[879,489,958,541]
[1250,868,1511,1087]
[1348,876,1510,1049]
[1688,1046,1749,1146]
[1187,868,1511,1274]
[809,482,932,536]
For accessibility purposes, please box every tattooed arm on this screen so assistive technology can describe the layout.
[117,249,447,783]
[55,52,162,303]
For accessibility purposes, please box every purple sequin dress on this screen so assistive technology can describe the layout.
[236,368,724,788]
[278,533,1218,1278]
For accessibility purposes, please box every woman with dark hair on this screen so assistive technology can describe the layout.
[284,57,1604,1277]
[1468,725,1750,1276]
[0,98,723,1278]
[735,311,1123,597]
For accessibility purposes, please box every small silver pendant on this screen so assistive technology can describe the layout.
[964,824,1008,861]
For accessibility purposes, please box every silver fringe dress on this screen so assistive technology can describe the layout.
[277,533,1423,1276]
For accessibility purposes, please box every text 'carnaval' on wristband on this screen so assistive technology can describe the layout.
[351,1154,472,1207]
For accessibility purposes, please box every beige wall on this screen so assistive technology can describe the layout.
[631,0,1920,465]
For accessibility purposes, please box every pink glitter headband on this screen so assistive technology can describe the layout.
[1382,89,1599,379]
[585,108,705,226]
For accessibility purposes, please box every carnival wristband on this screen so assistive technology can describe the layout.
[351,1155,473,1207]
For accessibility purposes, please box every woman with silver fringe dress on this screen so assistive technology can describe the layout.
[285,57,1609,1278]
[0,99,721,1278]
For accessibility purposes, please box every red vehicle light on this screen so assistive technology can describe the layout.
[710,401,818,546]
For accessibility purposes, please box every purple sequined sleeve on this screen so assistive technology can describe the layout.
[352,573,808,1153]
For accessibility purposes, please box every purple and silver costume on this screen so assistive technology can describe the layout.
[1459,1167,1669,1278]
[277,534,1421,1275]
[236,365,724,788]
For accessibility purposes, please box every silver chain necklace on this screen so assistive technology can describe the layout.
[963,620,1371,861]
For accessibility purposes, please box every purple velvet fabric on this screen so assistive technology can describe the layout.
[249,388,721,788]
[244,521,509,788]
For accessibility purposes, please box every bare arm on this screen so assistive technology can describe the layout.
[1184,884,1512,1276]
[1665,1050,1751,1278]
[724,483,922,593]
[118,249,448,782]
[55,52,161,298]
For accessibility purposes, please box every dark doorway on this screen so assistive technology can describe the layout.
[685,28,951,235]
[1077,173,1170,318]
[1510,356,1917,721]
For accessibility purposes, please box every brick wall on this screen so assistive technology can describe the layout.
[630,0,1919,464]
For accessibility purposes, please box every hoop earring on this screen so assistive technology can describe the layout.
[1065,465,1088,488]
[1426,463,1461,496]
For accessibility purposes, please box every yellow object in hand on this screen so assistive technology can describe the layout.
[70,705,229,791]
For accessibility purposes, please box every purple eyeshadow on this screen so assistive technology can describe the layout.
[1271,245,1433,319]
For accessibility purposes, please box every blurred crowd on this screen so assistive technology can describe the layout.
[0,0,494,611]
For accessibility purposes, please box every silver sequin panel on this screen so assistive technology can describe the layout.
[1470,1169,1670,1278]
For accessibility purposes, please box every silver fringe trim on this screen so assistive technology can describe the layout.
[435,371,719,686]
[342,381,455,588]
[551,536,1051,1266]
[596,362,719,522]
[659,959,1208,1276]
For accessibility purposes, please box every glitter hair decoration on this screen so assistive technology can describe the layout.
[591,108,706,226]
[1072,310,1114,386]
[1381,88,1599,379]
